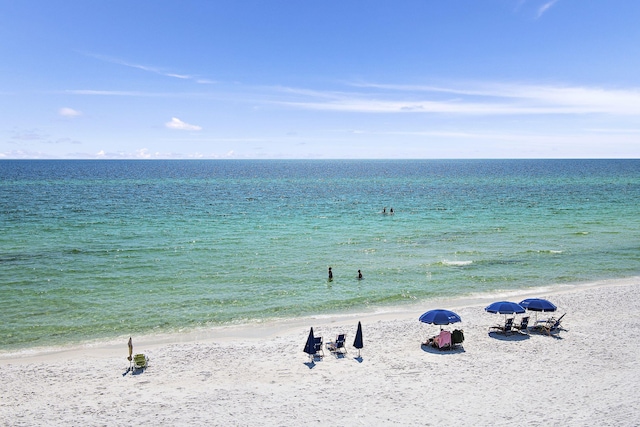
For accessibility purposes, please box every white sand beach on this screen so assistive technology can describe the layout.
[1,277,639,426]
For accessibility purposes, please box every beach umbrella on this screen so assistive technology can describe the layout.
[419,309,462,325]
[519,298,557,323]
[484,301,525,315]
[519,298,557,312]
[353,321,363,357]
[419,309,462,348]
[485,301,525,328]
[303,327,316,360]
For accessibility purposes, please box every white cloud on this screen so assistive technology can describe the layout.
[165,117,202,131]
[135,148,152,158]
[196,79,216,85]
[273,82,640,116]
[537,0,559,18]
[66,89,149,96]
[59,107,82,117]
[84,53,210,83]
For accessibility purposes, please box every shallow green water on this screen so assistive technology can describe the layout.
[1,159,638,350]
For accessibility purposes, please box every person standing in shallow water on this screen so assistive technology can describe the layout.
[357,270,363,280]
[328,267,333,281]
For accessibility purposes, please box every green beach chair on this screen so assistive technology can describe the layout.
[133,353,148,370]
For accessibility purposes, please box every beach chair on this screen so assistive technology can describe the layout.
[133,353,148,370]
[489,317,514,334]
[513,316,530,333]
[538,313,566,335]
[327,333,347,355]
[313,336,324,358]
[452,329,465,347]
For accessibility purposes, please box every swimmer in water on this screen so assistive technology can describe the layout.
[357,269,363,280]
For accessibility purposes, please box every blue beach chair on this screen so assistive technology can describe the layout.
[489,318,514,334]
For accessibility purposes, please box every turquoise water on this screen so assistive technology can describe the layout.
[1,159,639,350]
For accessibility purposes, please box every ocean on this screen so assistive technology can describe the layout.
[1,159,638,351]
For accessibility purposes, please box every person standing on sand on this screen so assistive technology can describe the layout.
[328,267,333,281]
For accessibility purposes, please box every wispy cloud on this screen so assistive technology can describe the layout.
[59,107,82,117]
[271,82,640,116]
[84,53,213,84]
[64,78,640,118]
[64,89,211,98]
[11,130,48,142]
[537,0,559,18]
[165,117,202,131]
[66,89,152,96]
[87,148,233,160]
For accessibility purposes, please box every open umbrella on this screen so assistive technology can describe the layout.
[519,298,557,312]
[519,298,557,323]
[419,309,462,348]
[484,301,525,315]
[303,327,316,361]
[485,301,525,331]
[353,321,363,357]
[419,309,462,325]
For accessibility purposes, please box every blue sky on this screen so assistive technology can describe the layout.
[2,0,639,159]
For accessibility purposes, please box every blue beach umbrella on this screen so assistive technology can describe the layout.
[519,298,557,312]
[419,309,462,348]
[519,298,557,323]
[303,327,316,360]
[419,309,462,325]
[353,321,363,358]
[484,301,525,315]
[485,301,525,328]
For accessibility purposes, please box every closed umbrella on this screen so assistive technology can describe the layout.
[303,327,316,361]
[353,321,363,357]
[126,337,133,372]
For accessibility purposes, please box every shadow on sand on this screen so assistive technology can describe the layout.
[420,344,466,354]
[304,354,324,368]
[528,328,565,340]
[122,366,147,376]
[488,331,530,341]
[329,351,348,360]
